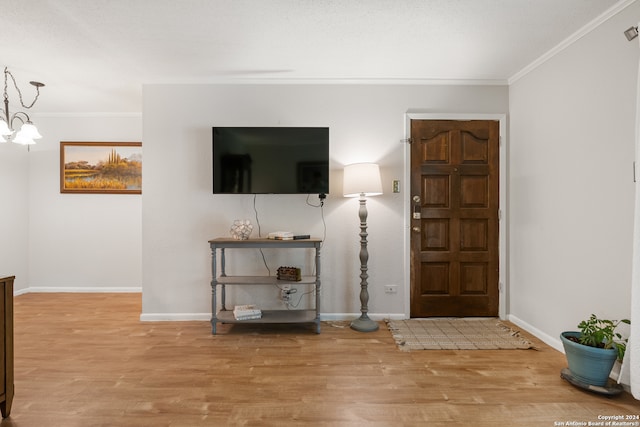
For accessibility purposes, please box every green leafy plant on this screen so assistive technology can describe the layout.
[577,314,630,361]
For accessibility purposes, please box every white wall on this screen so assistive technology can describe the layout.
[0,142,29,291]
[26,115,143,291]
[141,84,508,319]
[508,1,640,349]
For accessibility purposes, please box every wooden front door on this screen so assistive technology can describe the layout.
[410,120,499,317]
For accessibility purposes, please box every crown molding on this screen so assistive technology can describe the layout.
[144,77,508,86]
[31,112,142,118]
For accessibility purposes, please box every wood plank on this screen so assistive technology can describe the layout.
[8,293,640,426]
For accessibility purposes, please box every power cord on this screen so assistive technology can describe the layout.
[253,193,262,236]
[305,193,327,249]
[287,288,316,309]
[305,193,325,208]
[253,194,271,276]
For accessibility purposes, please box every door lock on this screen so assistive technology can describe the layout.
[412,226,421,233]
[412,195,421,219]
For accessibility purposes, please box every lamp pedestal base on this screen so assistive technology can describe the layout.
[350,315,379,332]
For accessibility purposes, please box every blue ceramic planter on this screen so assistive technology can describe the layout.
[560,331,618,387]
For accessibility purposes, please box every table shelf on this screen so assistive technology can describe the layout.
[217,309,317,324]
[216,276,318,285]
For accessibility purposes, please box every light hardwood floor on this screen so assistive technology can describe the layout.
[4,293,639,426]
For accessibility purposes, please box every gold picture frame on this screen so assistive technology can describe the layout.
[60,142,142,194]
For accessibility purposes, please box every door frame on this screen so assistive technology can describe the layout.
[403,113,508,320]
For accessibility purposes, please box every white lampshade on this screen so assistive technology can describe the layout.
[12,133,36,145]
[17,122,42,139]
[0,120,12,136]
[343,163,383,197]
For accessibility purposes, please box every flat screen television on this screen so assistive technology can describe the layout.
[212,127,329,194]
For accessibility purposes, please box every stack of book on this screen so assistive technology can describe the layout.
[267,231,294,240]
[267,231,311,240]
[233,304,262,320]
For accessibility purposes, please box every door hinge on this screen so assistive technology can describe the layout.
[498,209,502,220]
[401,138,413,144]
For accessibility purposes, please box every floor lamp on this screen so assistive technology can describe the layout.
[343,163,383,332]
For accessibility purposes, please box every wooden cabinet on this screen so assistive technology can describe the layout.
[0,276,13,418]
[208,238,321,334]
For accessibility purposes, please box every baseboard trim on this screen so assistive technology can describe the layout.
[508,314,563,353]
[139,312,407,322]
[17,286,142,295]
[318,313,406,321]
[140,313,211,321]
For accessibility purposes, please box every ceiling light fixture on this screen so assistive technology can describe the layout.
[0,67,44,146]
[624,26,638,41]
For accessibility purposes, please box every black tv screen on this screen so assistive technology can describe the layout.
[212,127,329,194]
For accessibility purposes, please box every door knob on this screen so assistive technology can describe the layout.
[412,195,421,203]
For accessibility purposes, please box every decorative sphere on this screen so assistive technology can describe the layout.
[230,219,253,240]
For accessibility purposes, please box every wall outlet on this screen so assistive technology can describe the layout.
[384,285,398,294]
[281,289,291,302]
[280,285,292,302]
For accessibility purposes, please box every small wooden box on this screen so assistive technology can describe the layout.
[277,266,301,281]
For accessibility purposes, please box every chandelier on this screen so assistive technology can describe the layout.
[0,67,44,145]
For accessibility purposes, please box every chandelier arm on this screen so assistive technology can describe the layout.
[4,68,41,110]
[10,111,30,128]
[2,99,8,125]
[3,68,8,103]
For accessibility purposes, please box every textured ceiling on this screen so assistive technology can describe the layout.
[0,0,628,113]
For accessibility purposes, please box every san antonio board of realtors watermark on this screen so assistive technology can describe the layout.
[554,415,640,426]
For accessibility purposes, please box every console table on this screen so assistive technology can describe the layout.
[0,276,13,418]
[208,238,322,334]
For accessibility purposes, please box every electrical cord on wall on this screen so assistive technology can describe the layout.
[286,287,317,309]
[305,193,327,248]
[252,194,271,276]
[253,193,263,237]
[304,193,327,278]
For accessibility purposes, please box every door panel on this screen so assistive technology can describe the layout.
[410,120,499,317]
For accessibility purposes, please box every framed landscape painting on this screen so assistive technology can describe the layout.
[60,142,142,194]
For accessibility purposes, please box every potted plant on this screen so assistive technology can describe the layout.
[560,314,630,387]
